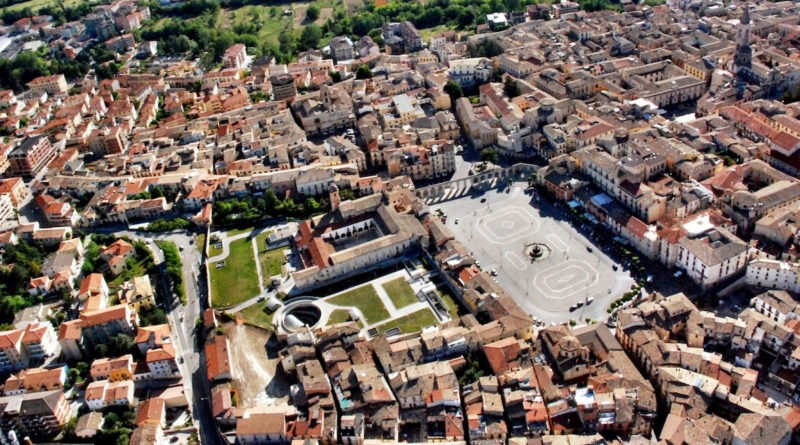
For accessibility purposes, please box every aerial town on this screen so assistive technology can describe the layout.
[3,0,800,444]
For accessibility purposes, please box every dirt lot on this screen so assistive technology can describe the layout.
[225,323,290,408]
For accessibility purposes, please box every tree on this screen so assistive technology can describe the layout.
[457,7,476,28]
[504,77,521,98]
[356,64,373,79]
[95,344,108,357]
[444,81,463,101]
[112,333,134,355]
[468,38,503,58]
[306,4,320,22]
[299,24,322,50]
[480,148,499,164]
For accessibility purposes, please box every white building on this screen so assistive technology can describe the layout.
[295,168,335,197]
[749,289,799,324]
[676,228,749,289]
[746,259,800,294]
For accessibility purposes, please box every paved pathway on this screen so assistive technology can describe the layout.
[205,224,286,311]
[252,237,265,292]
[323,270,435,332]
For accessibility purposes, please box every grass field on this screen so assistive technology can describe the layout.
[4,0,82,13]
[327,309,352,325]
[238,301,273,329]
[210,237,260,307]
[220,0,361,50]
[197,233,206,255]
[382,278,418,309]
[208,242,223,257]
[226,226,255,237]
[377,308,438,334]
[420,24,452,42]
[327,284,389,325]
[437,287,464,317]
[255,231,285,279]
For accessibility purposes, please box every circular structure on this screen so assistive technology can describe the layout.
[525,242,552,261]
[280,300,322,333]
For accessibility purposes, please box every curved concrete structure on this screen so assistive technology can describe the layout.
[278,297,323,333]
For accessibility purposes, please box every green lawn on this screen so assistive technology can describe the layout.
[327,309,352,325]
[327,309,364,328]
[226,226,255,237]
[382,278,418,309]
[225,5,293,51]
[377,309,438,334]
[327,285,389,325]
[197,233,206,255]
[238,302,273,329]
[420,24,453,42]
[208,241,223,257]
[437,288,464,317]
[5,0,82,12]
[210,238,260,307]
[255,231,284,279]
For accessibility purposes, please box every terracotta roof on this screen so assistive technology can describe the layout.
[101,239,133,258]
[79,273,106,296]
[205,335,230,381]
[104,380,133,403]
[134,324,171,347]
[145,344,176,363]
[458,265,480,283]
[85,380,106,401]
[237,412,285,436]
[0,329,23,349]
[483,336,522,374]
[21,322,50,344]
[135,397,165,426]
[79,304,129,327]
[58,319,82,340]
[108,255,125,268]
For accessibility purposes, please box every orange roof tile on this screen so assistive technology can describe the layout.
[135,398,165,426]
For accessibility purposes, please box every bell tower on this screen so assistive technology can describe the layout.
[733,4,752,76]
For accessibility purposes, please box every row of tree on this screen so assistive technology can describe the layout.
[1,0,93,25]
[213,189,331,227]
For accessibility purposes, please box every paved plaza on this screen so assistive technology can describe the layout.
[436,184,634,324]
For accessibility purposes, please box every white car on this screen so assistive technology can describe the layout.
[491,268,498,276]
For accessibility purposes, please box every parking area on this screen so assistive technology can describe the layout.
[436,184,634,324]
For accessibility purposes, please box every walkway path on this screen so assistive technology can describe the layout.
[206,223,287,311]
[207,225,279,264]
[326,270,436,333]
[252,237,265,292]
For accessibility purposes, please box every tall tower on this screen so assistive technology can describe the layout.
[733,4,752,76]
[329,184,340,212]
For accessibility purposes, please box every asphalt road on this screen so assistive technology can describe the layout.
[92,227,221,445]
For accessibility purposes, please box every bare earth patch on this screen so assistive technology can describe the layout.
[225,323,289,408]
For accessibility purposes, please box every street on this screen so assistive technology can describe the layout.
[93,227,221,445]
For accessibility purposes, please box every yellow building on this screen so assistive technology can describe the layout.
[90,354,134,382]
[119,275,156,312]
